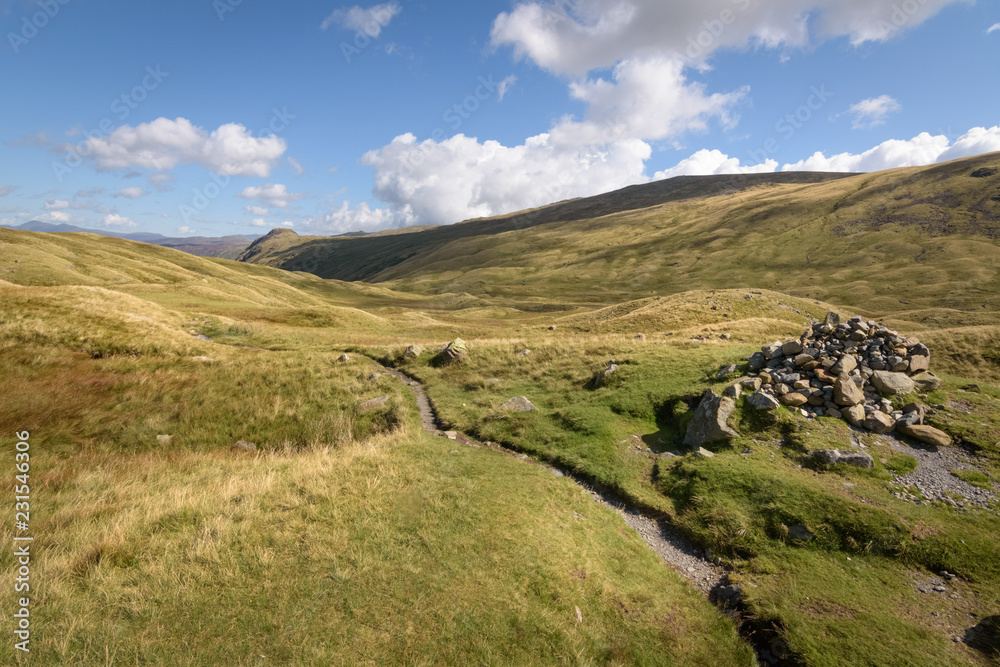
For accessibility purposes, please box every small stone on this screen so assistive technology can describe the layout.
[716,365,739,380]
[156,435,172,445]
[782,392,810,408]
[517,349,532,356]
[357,395,390,413]
[694,447,715,458]
[403,345,423,359]
[337,354,350,363]
[746,390,780,411]
[232,440,257,452]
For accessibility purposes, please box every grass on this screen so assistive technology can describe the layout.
[950,469,993,490]
[0,234,753,665]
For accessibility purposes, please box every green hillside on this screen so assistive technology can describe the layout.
[239,154,1000,327]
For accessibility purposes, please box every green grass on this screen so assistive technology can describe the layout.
[950,469,993,489]
[885,455,920,475]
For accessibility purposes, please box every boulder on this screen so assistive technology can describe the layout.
[403,345,423,359]
[716,364,739,381]
[814,368,837,385]
[908,355,930,373]
[437,338,468,366]
[683,390,738,449]
[762,342,785,360]
[896,423,951,447]
[594,363,619,388]
[812,449,874,468]
[871,371,916,396]
[500,396,537,413]
[747,352,767,371]
[746,390,780,411]
[831,355,858,375]
[782,340,804,356]
[862,411,895,434]
[781,392,810,408]
[833,375,865,406]
[823,312,841,327]
[842,404,866,426]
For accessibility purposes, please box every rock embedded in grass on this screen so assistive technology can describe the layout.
[500,396,537,412]
[232,440,257,452]
[683,389,737,449]
[403,345,423,359]
[812,449,875,468]
[357,395,390,413]
[436,338,468,366]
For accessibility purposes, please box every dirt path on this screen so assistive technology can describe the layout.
[379,366,727,593]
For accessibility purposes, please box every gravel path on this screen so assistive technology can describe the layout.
[379,365,726,592]
[877,433,998,511]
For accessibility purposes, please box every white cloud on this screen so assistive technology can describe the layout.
[988,23,1000,34]
[653,149,778,180]
[245,205,269,215]
[288,157,306,176]
[848,95,901,129]
[44,199,70,210]
[80,117,286,177]
[103,214,137,228]
[248,218,267,227]
[114,186,150,199]
[497,75,517,101]
[321,3,401,36]
[491,0,966,76]
[0,186,18,197]
[298,200,401,235]
[236,183,305,209]
[178,226,195,234]
[327,166,340,174]
[781,126,1000,172]
[37,211,72,223]
[360,132,650,227]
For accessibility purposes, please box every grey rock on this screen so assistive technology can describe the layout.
[747,352,767,371]
[403,345,423,359]
[156,434,172,445]
[683,389,738,449]
[832,355,858,375]
[517,349,532,356]
[746,390,780,411]
[788,524,815,541]
[782,340,804,356]
[871,371,916,396]
[716,364,739,381]
[500,396,538,412]
[594,363,619,388]
[834,374,865,406]
[357,395,390,413]
[694,447,715,458]
[812,449,874,468]
[762,342,785,360]
[232,440,257,452]
[862,411,895,434]
[437,338,468,366]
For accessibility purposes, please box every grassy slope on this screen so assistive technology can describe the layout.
[0,232,751,665]
[376,302,1000,665]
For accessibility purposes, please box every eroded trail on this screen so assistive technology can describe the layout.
[378,366,727,593]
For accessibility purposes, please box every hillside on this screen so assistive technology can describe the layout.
[238,154,1000,326]
[1,221,258,258]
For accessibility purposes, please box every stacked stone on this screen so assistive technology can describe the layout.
[734,312,950,445]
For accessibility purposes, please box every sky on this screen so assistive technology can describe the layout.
[1,0,998,238]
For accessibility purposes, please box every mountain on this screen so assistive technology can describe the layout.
[0,221,259,258]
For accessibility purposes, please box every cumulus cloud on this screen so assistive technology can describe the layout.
[781,126,1000,172]
[491,0,965,76]
[321,2,401,36]
[0,186,18,197]
[653,149,778,180]
[80,117,286,177]
[848,95,901,129]
[236,183,305,209]
[44,199,70,210]
[114,186,149,199]
[103,214,137,228]
[37,211,72,223]
[245,205,269,216]
[178,226,195,234]
[298,200,402,235]
[248,218,268,227]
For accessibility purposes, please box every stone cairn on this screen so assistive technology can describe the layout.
[729,312,950,447]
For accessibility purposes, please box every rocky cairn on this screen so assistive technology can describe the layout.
[730,312,950,446]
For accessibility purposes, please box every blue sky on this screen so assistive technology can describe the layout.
[1,0,998,237]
